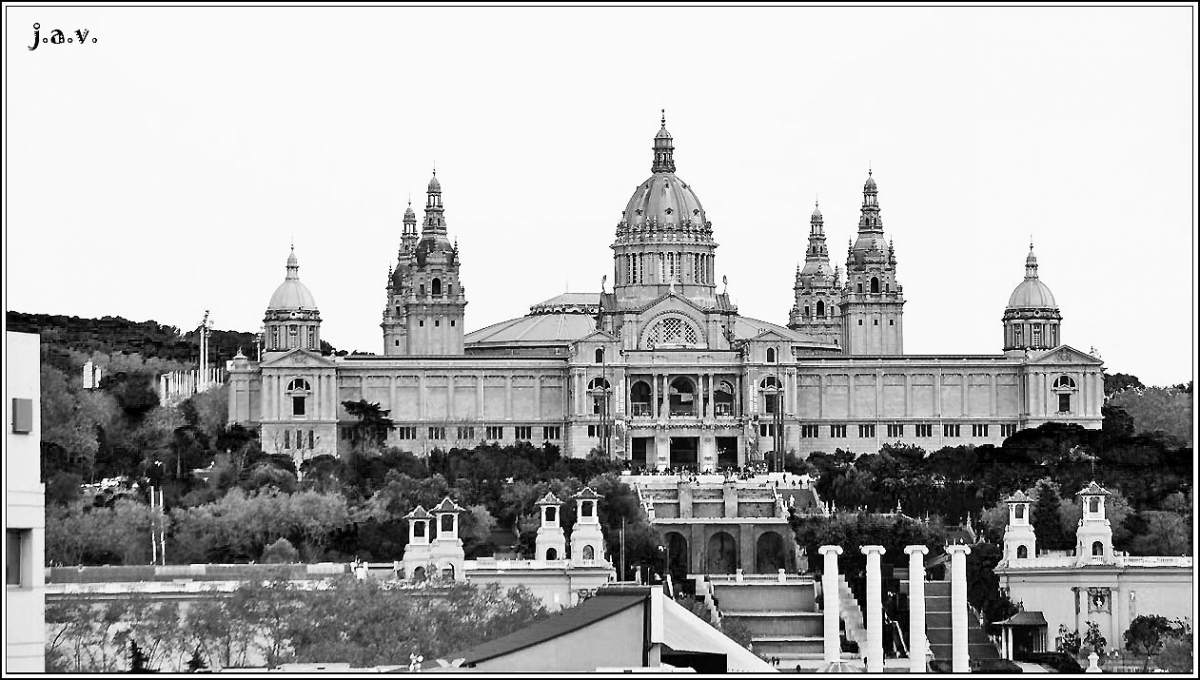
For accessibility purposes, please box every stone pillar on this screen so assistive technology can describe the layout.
[904,545,929,673]
[1109,587,1120,652]
[861,545,886,672]
[819,545,843,664]
[947,545,972,673]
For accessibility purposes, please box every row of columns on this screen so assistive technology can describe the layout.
[817,544,971,673]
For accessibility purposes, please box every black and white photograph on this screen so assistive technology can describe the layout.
[3,2,1196,675]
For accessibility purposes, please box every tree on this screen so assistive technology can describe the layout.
[966,543,1018,634]
[1108,386,1193,448]
[1103,372,1144,396]
[1124,615,1176,671]
[1030,479,1072,551]
[262,537,300,564]
[342,400,396,450]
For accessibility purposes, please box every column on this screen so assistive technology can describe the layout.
[1109,587,1120,654]
[905,545,929,673]
[818,545,843,664]
[652,375,660,418]
[947,545,972,673]
[661,374,670,418]
[697,374,705,419]
[700,371,710,419]
[861,545,886,672]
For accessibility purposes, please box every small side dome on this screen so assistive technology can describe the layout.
[1006,245,1058,309]
[864,169,877,191]
[427,171,441,194]
[812,201,822,219]
[268,247,318,311]
[1007,279,1057,309]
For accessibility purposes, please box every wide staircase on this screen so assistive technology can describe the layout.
[706,575,826,669]
[924,580,1001,668]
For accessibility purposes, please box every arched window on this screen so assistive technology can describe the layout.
[1092,541,1104,556]
[760,376,782,414]
[871,277,880,294]
[759,376,782,389]
[804,305,810,317]
[766,348,777,363]
[1017,545,1028,559]
[287,379,311,417]
[816,300,825,317]
[589,378,611,415]
[583,545,595,560]
[1054,376,1076,389]
[669,378,696,416]
[630,381,652,416]
[714,380,735,416]
[546,547,558,560]
[431,278,442,296]
[442,564,455,580]
[595,348,604,364]
[643,316,702,349]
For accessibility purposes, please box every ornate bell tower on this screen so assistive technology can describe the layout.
[1002,490,1037,562]
[382,200,418,355]
[841,170,905,355]
[390,171,467,356]
[789,201,843,346]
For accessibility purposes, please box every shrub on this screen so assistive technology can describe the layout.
[261,538,300,564]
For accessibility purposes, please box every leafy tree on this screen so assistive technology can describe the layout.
[1030,479,1072,551]
[1124,615,1176,670]
[262,537,300,564]
[1126,511,1192,556]
[1156,634,1193,673]
[1108,386,1193,448]
[966,542,1018,634]
[341,400,396,450]
[1103,372,1144,395]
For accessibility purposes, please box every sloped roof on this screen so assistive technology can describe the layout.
[535,491,562,506]
[403,506,431,520]
[574,486,601,500]
[432,497,464,513]
[1075,481,1111,496]
[659,593,776,672]
[995,611,1049,627]
[1005,490,1033,503]
[447,591,649,666]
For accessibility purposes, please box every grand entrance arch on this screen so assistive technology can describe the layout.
[707,531,738,574]
[664,531,689,580]
[755,531,786,573]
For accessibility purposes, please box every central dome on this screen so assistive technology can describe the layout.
[622,175,707,231]
[621,113,708,232]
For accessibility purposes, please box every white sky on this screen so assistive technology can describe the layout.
[3,4,1196,388]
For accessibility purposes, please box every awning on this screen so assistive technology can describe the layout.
[660,596,776,673]
[994,611,1049,627]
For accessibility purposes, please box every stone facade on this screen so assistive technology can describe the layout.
[227,117,1105,468]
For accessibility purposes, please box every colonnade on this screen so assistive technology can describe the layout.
[817,543,971,672]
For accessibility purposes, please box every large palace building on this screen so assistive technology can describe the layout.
[227,116,1104,470]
